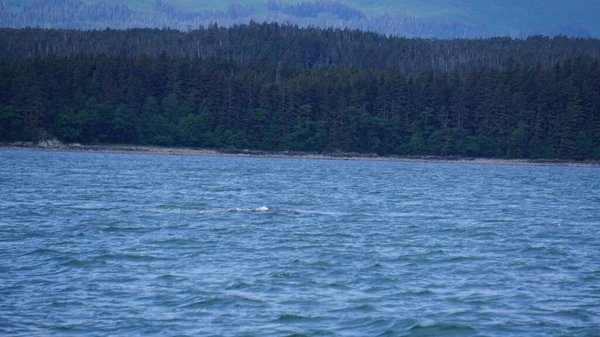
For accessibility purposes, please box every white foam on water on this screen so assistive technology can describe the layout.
[199,207,264,213]
[147,206,345,216]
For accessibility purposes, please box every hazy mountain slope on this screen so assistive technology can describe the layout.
[378,0,599,37]
[101,0,600,36]
[2,0,598,37]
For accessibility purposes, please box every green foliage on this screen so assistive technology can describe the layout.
[52,107,82,143]
[508,122,529,158]
[1,25,599,159]
[0,104,25,141]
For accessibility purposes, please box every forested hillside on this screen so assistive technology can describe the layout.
[2,25,600,74]
[0,0,595,38]
[1,24,600,159]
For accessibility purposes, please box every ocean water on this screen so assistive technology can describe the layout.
[1,150,599,336]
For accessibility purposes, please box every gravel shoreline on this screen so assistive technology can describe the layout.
[2,142,599,168]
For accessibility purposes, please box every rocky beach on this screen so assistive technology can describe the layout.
[2,140,599,168]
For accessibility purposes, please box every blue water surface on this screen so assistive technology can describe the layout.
[1,150,599,336]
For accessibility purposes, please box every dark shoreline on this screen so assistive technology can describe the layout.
[2,142,599,168]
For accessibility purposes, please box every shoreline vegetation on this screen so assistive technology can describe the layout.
[2,141,599,168]
[2,27,600,161]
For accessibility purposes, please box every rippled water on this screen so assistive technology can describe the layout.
[1,150,599,336]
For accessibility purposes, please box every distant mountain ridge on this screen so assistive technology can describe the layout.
[1,0,597,38]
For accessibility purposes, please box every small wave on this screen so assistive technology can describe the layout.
[360,262,384,270]
[60,259,89,268]
[147,206,343,217]
[197,207,258,214]
[101,226,151,233]
[329,304,377,313]
[447,255,484,262]
[94,253,168,262]
[480,218,515,223]
[226,280,249,290]
[284,209,345,216]
[307,260,334,270]
[412,289,436,296]
[51,300,84,308]
[179,297,231,309]
[518,246,569,257]
[269,271,299,278]
[154,273,184,280]
[275,314,316,323]
[327,232,360,239]
[551,308,594,321]
[212,207,345,216]
[20,248,62,256]
[408,322,477,336]
[229,294,265,305]
[339,317,398,335]
[65,202,128,211]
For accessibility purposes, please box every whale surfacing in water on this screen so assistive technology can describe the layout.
[256,206,269,212]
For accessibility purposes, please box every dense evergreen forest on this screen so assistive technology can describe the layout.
[1,24,600,159]
[3,25,600,74]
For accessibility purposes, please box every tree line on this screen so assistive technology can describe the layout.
[2,24,600,75]
[1,24,599,159]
